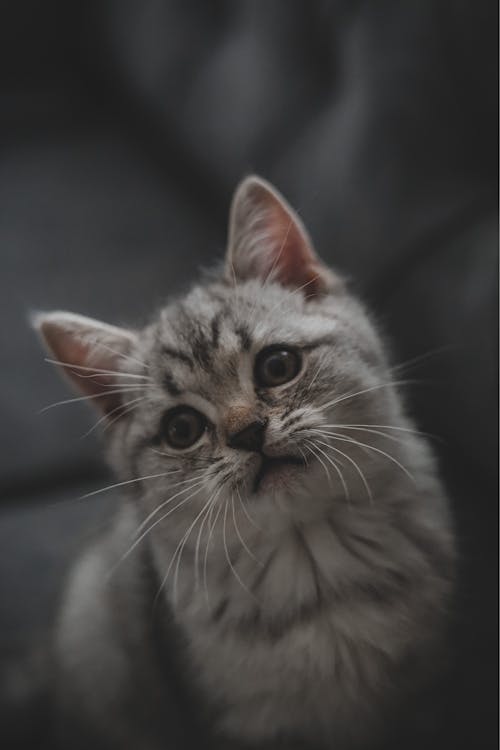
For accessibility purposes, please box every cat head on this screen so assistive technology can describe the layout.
[34,176,401,529]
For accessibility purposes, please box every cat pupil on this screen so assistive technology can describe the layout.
[163,408,204,448]
[268,356,286,377]
[256,347,301,387]
[174,417,191,440]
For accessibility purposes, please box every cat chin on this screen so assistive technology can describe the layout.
[252,455,306,494]
[253,459,306,495]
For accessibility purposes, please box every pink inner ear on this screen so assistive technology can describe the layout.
[265,203,324,295]
[41,322,127,416]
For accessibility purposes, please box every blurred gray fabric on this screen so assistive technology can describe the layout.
[0,1,497,748]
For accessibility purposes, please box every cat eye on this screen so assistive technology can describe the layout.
[160,407,206,449]
[254,346,302,388]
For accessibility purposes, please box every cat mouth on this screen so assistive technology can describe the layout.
[253,455,306,493]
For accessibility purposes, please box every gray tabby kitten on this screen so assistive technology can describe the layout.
[35,177,454,750]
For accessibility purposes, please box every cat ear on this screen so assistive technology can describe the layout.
[32,311,139,415]
[226,176,340,296]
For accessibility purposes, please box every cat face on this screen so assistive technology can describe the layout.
[35,177,401,530]
[128,279,389,507]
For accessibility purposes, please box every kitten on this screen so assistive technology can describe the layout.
[34,176,455,750]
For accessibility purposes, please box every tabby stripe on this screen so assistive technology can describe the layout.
[210,312,222,349]
[281,413,304,430]
[191,326,212,368]
[163,371,182,397]
[235,325,252,351]
[162,346,194,370]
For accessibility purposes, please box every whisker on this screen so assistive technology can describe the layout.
[151,447,211,463]
[303,441,332,488]
[318,379,426,412]
[103,397,145,431]
[81,396,144,437]
[112,480,207,578]
[304,439,349,503]
[93,382,154,390]
[43,357,151,380]
[318,424,403,445]
[263,215,294,289]
[105,480,207,582]
[312,437,373,504]
[311,430,415,484]
[94,342,147,370]
[244,217,296,326]
[296,444,309,467]
[155,492,217,608]
[308,352,329,390]
[175,490,219,604]
[222,499,258,602]
[390,345,452,375]
[266,274,320,320]
[231,493,263,566]
[193,487,220,590]
[134,472,207,536]
[236,484,261,531]
[39,387,146,413]
[203,495,225,608]
[323,423,441,442]
[78,469,181,500]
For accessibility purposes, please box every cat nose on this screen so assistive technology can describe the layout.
[227,419,267,453]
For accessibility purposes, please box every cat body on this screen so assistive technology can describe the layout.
[36,177,454,749]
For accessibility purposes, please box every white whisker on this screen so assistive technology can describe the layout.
[262,215,294,289]
[390,346,452,375]
[134,473,207,536]
[318,379,423,412]
[312,437,373,504]
[39,387,145,413]
[94,342,147,370]
[103,397,145,431]
[296,444,309,467]
[106,480,206,582]
[320,424,403,444]
[311,430,415,484]
[308,352,329,390]
[155,493,217,607]
[81,396,144,437]
[95,382,154,390]
[79,469,181,500]
[174,490,218,603]
[111,480,206,578]
[222,499,258,602]
[44,357,151,380]
[194,487,221,591]
[231,493,263,565]
[265,274,320,320]
[236,484,261,531]
[323,423,440,441]
[203,496,225,608]
[305,439,349,503]
[303,440,332,488]
[151,447,214,463]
